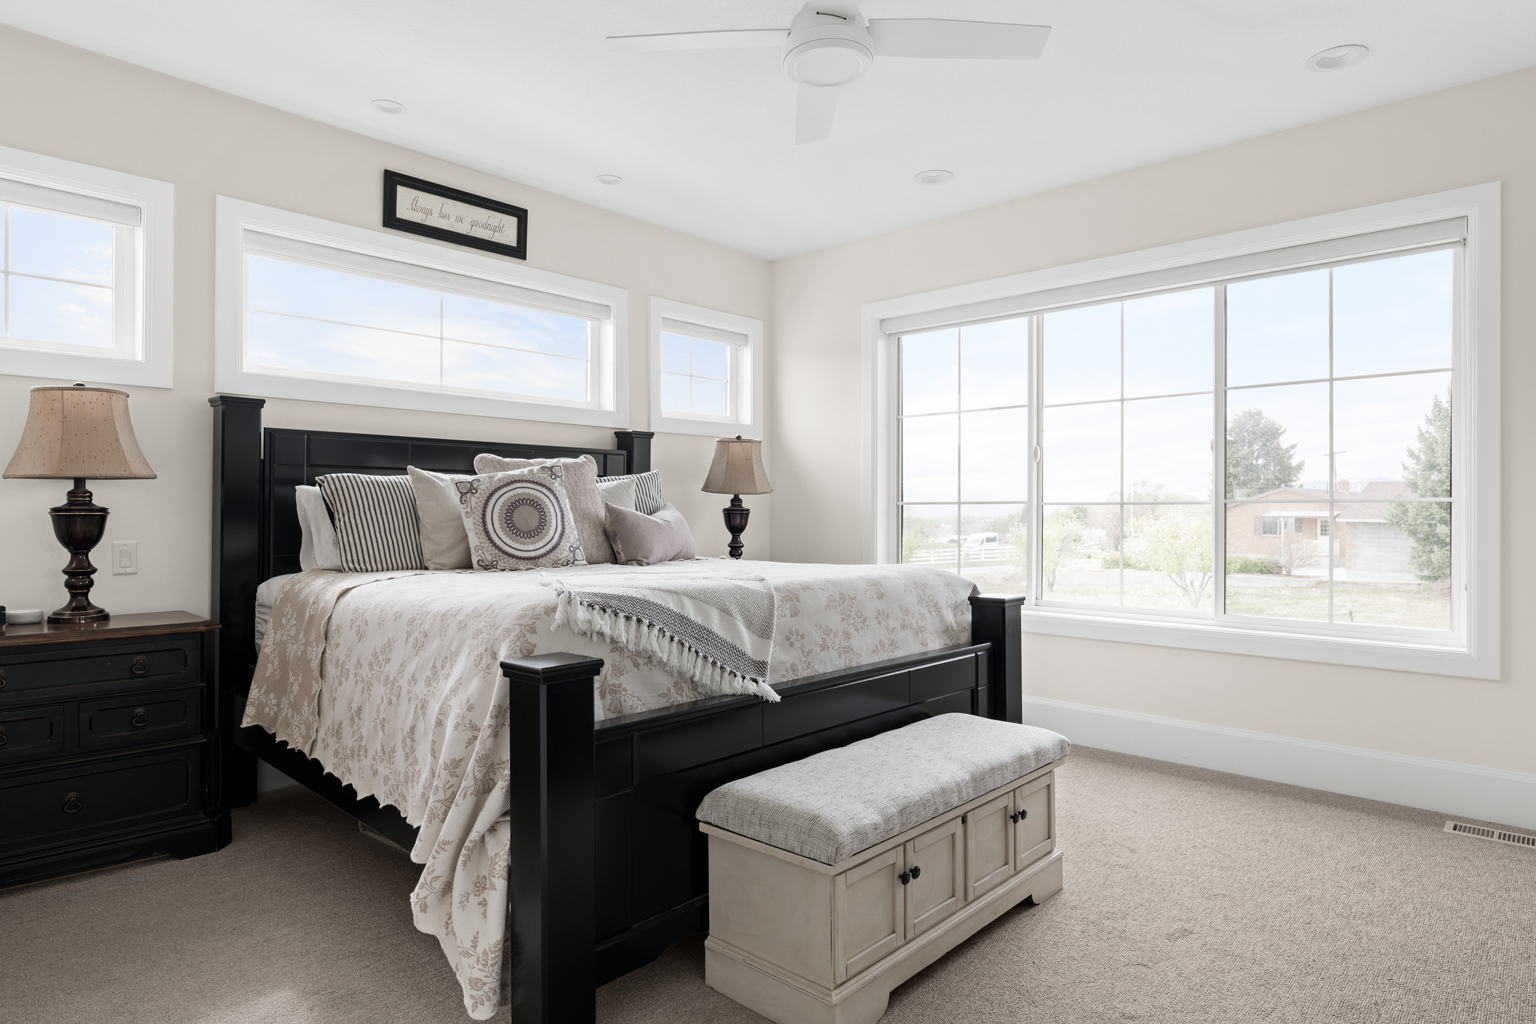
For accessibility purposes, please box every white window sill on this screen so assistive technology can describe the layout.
[653,411,752,438]
[1016,605,1494,680]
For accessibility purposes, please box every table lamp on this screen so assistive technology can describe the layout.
[701,435,772,560]
[3,383,156,624]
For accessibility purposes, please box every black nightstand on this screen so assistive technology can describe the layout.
[0,612,230,887]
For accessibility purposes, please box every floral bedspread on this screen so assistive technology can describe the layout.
[241,559,976,1018]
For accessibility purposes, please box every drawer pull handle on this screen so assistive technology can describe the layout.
[0,668,7,689]
[131,709,149,728]
[898,870,910,885]
[0,726,7,747]
[131,655,149,676]
[909,865,921,880]
[63,792,82,814]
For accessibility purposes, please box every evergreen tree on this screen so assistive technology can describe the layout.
[1226,409,1304,498]
[1386,390,1452,581]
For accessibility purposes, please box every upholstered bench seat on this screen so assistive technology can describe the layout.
[697,713,1071,864]
[697,713,1071,1024]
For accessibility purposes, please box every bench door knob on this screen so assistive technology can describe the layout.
[909,865,921,880]
[898,870,910,885]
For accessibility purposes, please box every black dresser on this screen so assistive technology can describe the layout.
[0,612,230,888]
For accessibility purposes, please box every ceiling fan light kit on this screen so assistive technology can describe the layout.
[607,1,1050,144]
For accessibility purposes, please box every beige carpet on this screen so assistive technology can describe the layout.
[5,748,1533,1024]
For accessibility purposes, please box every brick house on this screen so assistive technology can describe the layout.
[1225,480,1417,582]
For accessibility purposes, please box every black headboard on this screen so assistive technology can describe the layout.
[209,393,653,804]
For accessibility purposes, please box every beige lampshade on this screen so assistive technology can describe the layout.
[3,385,156,480]
[702,436,772,496]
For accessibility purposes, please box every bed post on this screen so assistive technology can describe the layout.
[210,394,265,809]
[613,429,654,474]
[969,594,1024,724]
[503,653,602,1024]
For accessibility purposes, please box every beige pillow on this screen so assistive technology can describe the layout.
[407,466,474,570]
[473,453,614,564]
[459,467,586,571]
[604,502,697,566]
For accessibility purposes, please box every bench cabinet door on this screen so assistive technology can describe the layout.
[965,792,1015,901]
[833,847,904,983]
[904,815,964,940]
[1013,771,1055,871]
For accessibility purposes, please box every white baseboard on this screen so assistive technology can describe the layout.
[1023,696,1536,832]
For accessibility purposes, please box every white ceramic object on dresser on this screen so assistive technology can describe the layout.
[701,762,1063,1024]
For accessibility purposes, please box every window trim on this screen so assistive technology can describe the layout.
[0,144,174,389]
[863,183,1501,679]
[647,296,763,438]
[214,196,629,427]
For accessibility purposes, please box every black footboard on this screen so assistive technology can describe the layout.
[502,592,1023,1024]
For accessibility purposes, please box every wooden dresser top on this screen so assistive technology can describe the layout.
[0,611,217,649]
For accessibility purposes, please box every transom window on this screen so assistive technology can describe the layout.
[660,319,739,419]
[896,237,1462,639]
[647,298,762,437]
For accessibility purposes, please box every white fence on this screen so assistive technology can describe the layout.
[908,544,1021,566]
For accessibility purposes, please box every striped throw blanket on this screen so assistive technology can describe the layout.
[546,568,779,702]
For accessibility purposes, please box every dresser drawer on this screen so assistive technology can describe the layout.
[0,637,200,699]
[0,705,66,764]
[0,747,202,851]
[77,687,203,752]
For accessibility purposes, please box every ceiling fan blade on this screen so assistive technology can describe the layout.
[867,19,1051,60]
[795,85,840,145]
[607,28,789,52]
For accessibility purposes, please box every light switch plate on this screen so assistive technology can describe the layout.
[112,540,138,575]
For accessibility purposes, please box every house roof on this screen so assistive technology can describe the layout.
[1231,481,1426,525]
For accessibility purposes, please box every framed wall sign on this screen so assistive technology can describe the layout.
[382,170,528,260]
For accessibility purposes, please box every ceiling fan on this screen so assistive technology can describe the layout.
[607,1,1051,144]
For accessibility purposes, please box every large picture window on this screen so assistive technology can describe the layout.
[876,185,1498,677]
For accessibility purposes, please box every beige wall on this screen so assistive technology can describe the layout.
[0,25,771,620]
[770,67,1536,775]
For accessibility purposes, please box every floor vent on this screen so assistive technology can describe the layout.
[1444,820,1536,849]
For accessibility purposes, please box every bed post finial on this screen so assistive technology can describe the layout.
[969,594,1025,724]
[502,653,603,1024]
[613,430,655,475]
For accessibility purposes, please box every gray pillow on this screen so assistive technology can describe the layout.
[595,475,639,512]
[407,466,473,570]
[604,502,696,566]
[473,453,613,565]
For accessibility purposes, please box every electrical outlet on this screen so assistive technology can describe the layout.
[112,541,138,576]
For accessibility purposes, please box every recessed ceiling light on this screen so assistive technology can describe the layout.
[371,98,406,114]
[914,169,954,186]
[596,174,624,186]
[1306,44,1369,72]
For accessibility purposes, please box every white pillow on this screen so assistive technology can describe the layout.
[596,475,639,512]
[407,466,474,570]
[295,485,343,571]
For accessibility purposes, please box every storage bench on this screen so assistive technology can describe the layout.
[696,714,1070,1024]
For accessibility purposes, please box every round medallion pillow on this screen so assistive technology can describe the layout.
[457,466,586,570]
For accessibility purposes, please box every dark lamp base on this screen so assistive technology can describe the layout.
[47,478,110,625]
[722,495,751,560]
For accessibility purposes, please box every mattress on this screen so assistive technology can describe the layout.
[252,573,297,651]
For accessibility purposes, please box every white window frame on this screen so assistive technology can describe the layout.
[863,183,1501,679]
[0,144,174,388]
[215,196,628,427]
[648,296,763,438]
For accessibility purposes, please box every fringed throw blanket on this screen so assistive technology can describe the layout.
[547,569,779,702]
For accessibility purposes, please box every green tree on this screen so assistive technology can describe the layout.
[1226,409,1304,498]
[1123,506,1213,607]
[1041,506,1089,593]
[1385,389,1451,581]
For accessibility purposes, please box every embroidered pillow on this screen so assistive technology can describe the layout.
[596,469,665,515]
[315,473,425,572]
[458,466,586,571]
[472,453,613,564]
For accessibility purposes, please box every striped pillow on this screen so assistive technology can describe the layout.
[597,470,665,516]
[315,473,425,572]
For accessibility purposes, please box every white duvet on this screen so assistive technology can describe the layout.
[243,559,976,1018]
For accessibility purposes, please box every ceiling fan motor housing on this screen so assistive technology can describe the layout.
[783,9,874,87]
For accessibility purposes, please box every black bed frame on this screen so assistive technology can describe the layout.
[209,395,1024,1023]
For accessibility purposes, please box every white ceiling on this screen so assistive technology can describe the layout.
[2,1,1533,260]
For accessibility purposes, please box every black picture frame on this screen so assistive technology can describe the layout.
[382,170,528,261]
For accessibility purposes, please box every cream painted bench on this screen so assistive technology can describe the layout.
[696,714,1070,1024]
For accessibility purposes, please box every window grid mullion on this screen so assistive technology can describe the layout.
[1213,284,1227,619]
[1327,267,1335,625]
[1118,301,1125,608]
